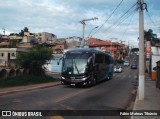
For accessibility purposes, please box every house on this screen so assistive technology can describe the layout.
[65,36,82,48]
[0,38,10,48]
[88,38,128,60]
[150,45,160,80]
[51,39,67,54]
[35,32,57,43]
[22,32,35,43]
[0,48,17,67]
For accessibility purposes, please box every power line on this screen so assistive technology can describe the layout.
[103,3,137,34]
[92,0,124,36]
[146,11,156,26]
[121,11,136,40]
[105,8,137,38]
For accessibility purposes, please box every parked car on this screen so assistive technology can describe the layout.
[131,64,137,69]
[124,61,129,66]
[114,65,123,73]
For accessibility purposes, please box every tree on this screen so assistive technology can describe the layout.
[19,27,29,36]
[19,30,24,36]
[144,29,159,46]
[16,47,53,75]
[24,27,29,32]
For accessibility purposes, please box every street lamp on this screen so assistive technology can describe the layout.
[88,26,99,38]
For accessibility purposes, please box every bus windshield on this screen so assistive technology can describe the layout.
[62,53,91,76]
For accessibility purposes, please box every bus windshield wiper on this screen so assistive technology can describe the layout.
[73,59,80,74]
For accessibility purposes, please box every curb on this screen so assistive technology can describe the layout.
[0,82,61,96]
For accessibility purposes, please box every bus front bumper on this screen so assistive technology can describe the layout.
[61,75,91,86]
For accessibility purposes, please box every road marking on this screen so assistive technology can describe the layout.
[54,88,92,103]
[60,104,75,110]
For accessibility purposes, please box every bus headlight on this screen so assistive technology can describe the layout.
[61,76,65,79]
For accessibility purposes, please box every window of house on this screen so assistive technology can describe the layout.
[1,53,4,57]
[12,53,15,57]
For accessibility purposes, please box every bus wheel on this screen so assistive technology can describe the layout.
[109,73,113,80]
[91,73,96,86]
[87,73,96,87]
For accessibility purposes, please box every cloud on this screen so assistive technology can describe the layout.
[0,0,160,48]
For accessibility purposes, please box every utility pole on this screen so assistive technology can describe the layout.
[80,17,98,48]
[138,0,145,100]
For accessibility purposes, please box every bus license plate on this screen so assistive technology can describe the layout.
[70,84,75,86]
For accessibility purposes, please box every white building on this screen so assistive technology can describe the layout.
[35,32,57,43]
[22,32,35,43]
[0,48,17,67]
[151,45,160,80]
[65,36,82,48]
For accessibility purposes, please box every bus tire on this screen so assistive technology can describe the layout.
[109,73,113,80]
[88,73,96,87]
[91,76,96,86]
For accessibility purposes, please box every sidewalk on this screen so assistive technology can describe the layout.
[0,72,61,96]
[0,81,61,96]
[132,74,160,119]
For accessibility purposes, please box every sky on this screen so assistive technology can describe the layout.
[0,0,160,48]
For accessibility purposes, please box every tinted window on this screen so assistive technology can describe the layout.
[95,53,104,63]
[109,56,113,64]
[105,55,110,64]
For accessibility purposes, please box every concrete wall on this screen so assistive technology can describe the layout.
[151,47,160,80]
[0,68,30,79]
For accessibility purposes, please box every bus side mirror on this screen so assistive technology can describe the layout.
[57,57,62,65]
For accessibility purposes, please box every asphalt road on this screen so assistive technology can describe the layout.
[0,55,138,119]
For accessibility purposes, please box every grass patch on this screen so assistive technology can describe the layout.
[0,75,59,88]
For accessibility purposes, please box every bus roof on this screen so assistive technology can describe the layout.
[65,48,112,56]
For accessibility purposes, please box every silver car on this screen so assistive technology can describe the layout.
[114,65,123,73]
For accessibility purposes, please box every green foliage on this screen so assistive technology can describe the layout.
[19,27,29,36]
[19,30,24,36]
[16,47,53,75]
[0,75,57,88]
[144,29,159,46]
[24,27,29,32]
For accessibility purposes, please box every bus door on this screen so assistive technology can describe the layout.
[104,55,110,78]
[94,53,105,81]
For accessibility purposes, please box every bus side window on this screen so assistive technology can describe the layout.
[105,55,110,64]
[95,54,104,63]
[110,57,113,64]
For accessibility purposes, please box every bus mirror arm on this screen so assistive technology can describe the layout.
[57,57,62,65]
